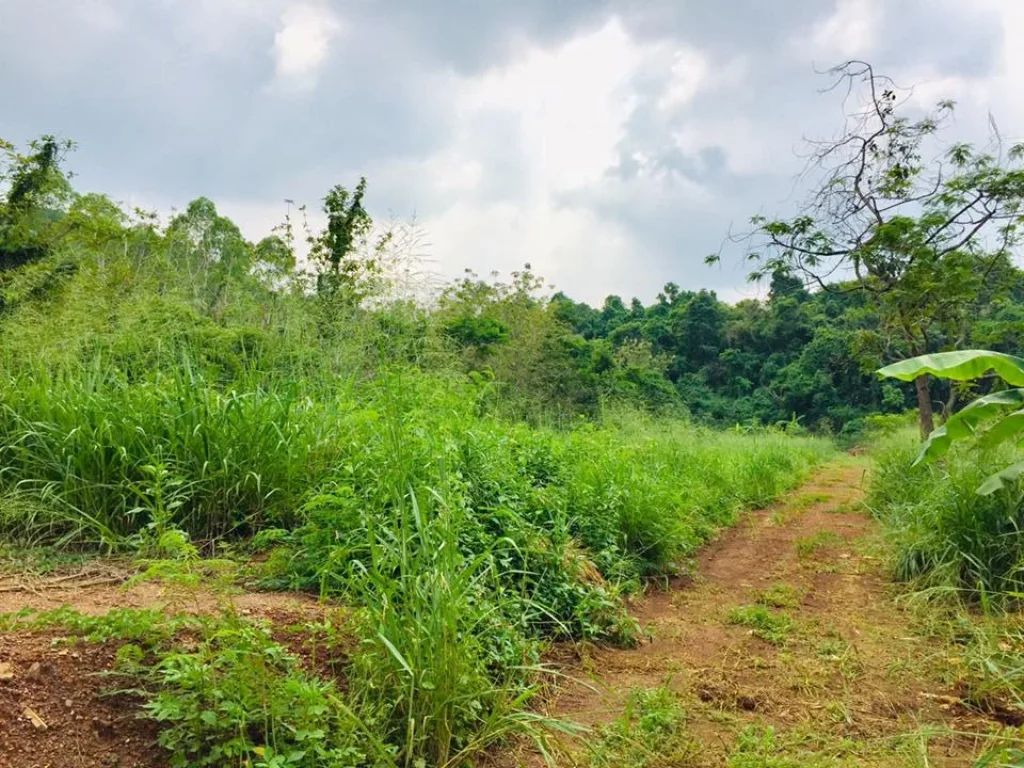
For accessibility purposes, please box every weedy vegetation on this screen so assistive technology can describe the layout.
[6,55,1024,766]
[0,136,832,766]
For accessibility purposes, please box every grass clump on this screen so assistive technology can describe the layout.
[868,428,1024,763]
[868,429,1024,599]
[795,531,845,560]
[757,583,803,609]
[727,606,794,645]
[588,684,697,768]
[727,724,842,768]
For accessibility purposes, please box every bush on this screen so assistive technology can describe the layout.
[142,619,374,768]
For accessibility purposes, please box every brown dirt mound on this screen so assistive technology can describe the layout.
[0,631,163,768]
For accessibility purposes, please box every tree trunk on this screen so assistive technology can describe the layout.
[915,374,935,439]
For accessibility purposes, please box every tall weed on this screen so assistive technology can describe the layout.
[868,430,1024,598]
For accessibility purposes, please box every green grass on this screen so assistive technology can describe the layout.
[796,531,845,559]
[868,429,1024,599]
[868,428,1024,766]
[0,248,835,767]
[757,583,803,609]
[0,358,833,766]
[588,684,697,767]
[727,606,795,645]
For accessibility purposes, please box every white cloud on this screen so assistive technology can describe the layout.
[424,199,637,299]
[271,4,341,88]
[894,1,1024,149]
[372,18,723,300]
[805,0,878,59]
[977,0,1024,132]
[658,49,709,111]
[457,17,645,194]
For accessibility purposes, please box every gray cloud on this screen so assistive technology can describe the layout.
[1,0,1019,304]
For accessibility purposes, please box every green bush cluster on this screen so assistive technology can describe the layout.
[869,431,1024,599]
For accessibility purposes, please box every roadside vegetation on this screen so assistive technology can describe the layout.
[868,351,1024,761]
[4,59,1024,767]
[0,130,830,767]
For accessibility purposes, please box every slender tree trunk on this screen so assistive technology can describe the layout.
[941,384,959,424]
[915,374,935,439]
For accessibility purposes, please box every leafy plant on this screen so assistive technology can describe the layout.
[757,584,803,609]
[143,618,374,768]
[879,350,1024,494]
[588,684,696,768]
[868,430,1024,598]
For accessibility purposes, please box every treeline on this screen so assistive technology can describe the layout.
[2,135,1023,438]
[546,268,1024,436]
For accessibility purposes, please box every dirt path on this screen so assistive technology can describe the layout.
[523,459,997,767]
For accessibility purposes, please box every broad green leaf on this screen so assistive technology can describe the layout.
[878,350,1024,386]
[978,461,1024,495]
[914,389,1024,465]
[979,409,1024,451]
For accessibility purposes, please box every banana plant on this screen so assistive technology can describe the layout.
[878,350,1024,495]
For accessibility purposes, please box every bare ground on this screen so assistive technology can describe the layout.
[506,459,1006,767]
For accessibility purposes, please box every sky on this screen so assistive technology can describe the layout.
[2,0,1022,304]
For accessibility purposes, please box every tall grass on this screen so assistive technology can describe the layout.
[0,354,833,765]
[868,429,1024,758]
[0,359,348,544]
[868,429,1024,599]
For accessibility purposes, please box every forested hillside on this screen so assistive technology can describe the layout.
[553,271,1024,435]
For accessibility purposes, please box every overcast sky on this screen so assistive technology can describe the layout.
[2,0,1022,304]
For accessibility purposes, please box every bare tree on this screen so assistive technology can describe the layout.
[711,61,1024,437]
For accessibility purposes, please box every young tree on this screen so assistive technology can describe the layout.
[309,178,376,300]
[0,135,75,270]
[712,61,1024,437]
[165,197,254,318]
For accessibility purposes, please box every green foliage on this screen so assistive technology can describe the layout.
[715,63,1024,436]
[795,531,844,559]
[2,608,382,768]
[0,362,341,544]
[878,350,1024,494]
[757,583,803,609]
[868,430,1024,599]
[727,725,836,768]
[588,685,697,768]
[879,350,1024,387]
[0,135,75,273]
[0,133,843,767]
[309,178,381,304]
[143,619,373,768]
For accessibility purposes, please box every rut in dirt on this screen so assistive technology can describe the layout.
[528,460,997,767]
